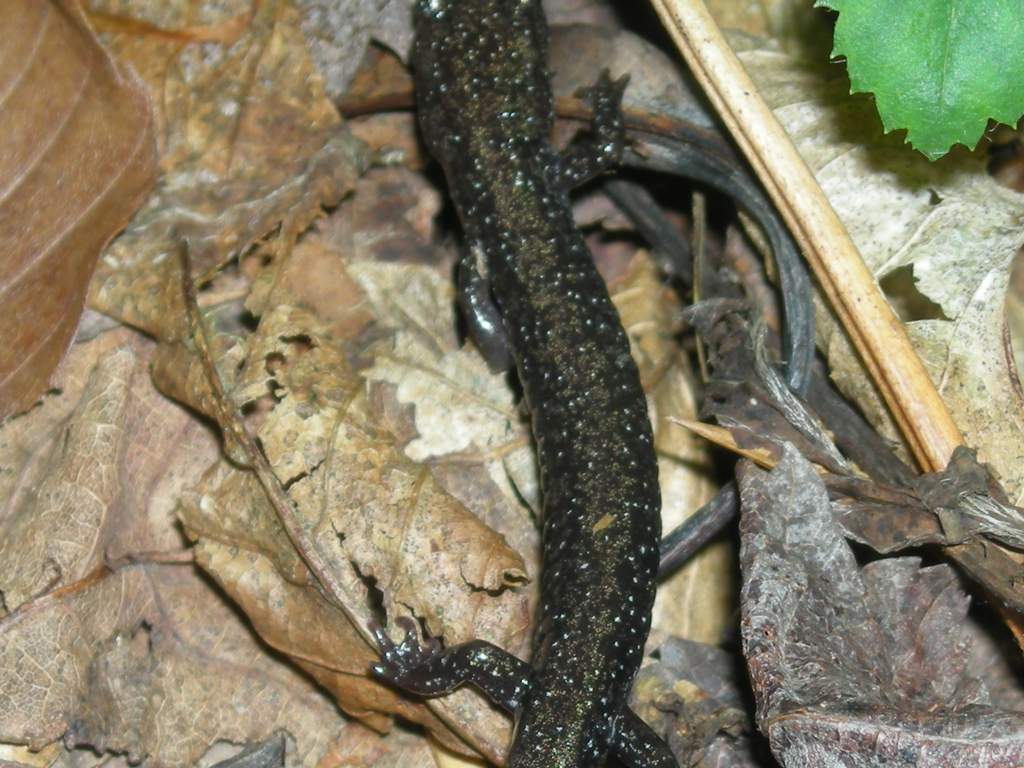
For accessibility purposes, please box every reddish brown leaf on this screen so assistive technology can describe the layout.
[0,0,156,418]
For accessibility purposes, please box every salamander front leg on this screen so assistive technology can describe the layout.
[558,70,629,191]
[370,617,532,713]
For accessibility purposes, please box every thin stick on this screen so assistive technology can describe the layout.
[647,0,963,472]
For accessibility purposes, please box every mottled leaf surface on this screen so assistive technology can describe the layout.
[739,447,1024,767]
[0,331,212,611]
[0,565,343,766]
[0,332,350,768]
[86,0,367,343]
[168,240,531,758]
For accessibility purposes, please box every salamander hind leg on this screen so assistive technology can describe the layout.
[613,707,679,768]
[557,69,629,191]
[370,617,533,712]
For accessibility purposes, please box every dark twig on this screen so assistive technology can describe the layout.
[658,482,739,578]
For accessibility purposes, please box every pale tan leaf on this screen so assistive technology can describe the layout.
[355,261,528,478]
[672,419,778,468]
[0,331,214,612]
[0,565,343,767]
[190,538,447,735]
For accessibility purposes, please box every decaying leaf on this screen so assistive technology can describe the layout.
[167,235,531,758]
[0,330,213,612]
[86,0,367,342]
[0,565,344,767]
[0,330,354,768]
[739,446,1024,767]
[0,0,156,418]
[728,29,1024,501]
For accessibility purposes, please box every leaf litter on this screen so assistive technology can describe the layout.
[0,0,156,419]
[739,447,1024,767]
[2,1,1024,767]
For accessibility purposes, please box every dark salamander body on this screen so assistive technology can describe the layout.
[372,2,675,766]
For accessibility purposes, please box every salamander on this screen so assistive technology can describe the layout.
[371,2,676,766]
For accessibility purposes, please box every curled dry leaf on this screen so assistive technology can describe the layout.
[728,30,1024,500]
[170,242,529,758]
[738,446,1024,767]
[0,0,156,418]
[86,0,367,342]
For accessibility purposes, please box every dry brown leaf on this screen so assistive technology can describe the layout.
[86,0,367,341]
[189,536,439,734]
[0,327,351,767]
[316,167,443,267]
[0,565,344,768]
[0,330,213,611]
[353,258,541,575]
[168,240,529,758]
[0,0,156,418]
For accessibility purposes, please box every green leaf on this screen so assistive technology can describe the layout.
[816,0,1024,159]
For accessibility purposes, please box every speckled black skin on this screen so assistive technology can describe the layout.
[372,2,674,767]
